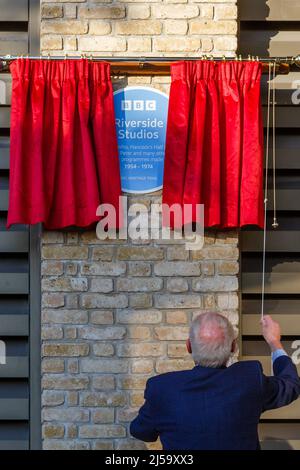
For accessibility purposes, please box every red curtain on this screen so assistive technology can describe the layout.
[162,60,264,229]
[7,59,121,229]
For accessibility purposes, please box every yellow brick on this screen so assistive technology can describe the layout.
[64,37,77,51]
[118,343,164,357]
[78,36,126,52]
[190,20,237,35]
[42,390,65,406]
[93,441,114,450]
[152,5,199,19]
[191,0,235,2]
[119,376,148,390]
[66,423,78,438]
[46,0,85,1]
[117,246,164,260]
[201,262,215,276]
[42,260,64,275]
[42,276,88,292]
[130,390,145,407]
[129,293,152,308]
[115,20,162,35]
[41,20,88,35]
[42,359,65,373]
[214,36,237,52]
[118,0,157,2]
[153,37,200,52]
[168,343,189,358]
[217,293,239,310]
[41,35,63,50]
[166,310,188,324]
[43,424,65,439]
[201,37,213,52]
[203,294,216,309]
[167,246,189,260]
[90,311,114,325]
[166,278,189,292]
[131,359,154,374]
[127,326,152,340]
[89,21,112,35]
[191,246,239,260]
[42,5,63,19]
[117,408,139,423]
[156,359,194,373]
[154,326,189,341]
[42,246,88,260]
[214,4,237,20]
[81,391,127,407]
[92,376,115,391]
[91,246,114,261]
[42,232,64,244]
[127,5,150,19]
[79,425,126,438]
[80,231,123,244]
[217,261,239,275]
[127,37,152,52]
[200,4,214,19]
[42,343,89,357]
[151,76,171,84]
[127,77,152,85]
[64,5,77,19]
[42,293,64,308]
[92,409,114,424]
[164,20,188,35]
[78,5,125,19]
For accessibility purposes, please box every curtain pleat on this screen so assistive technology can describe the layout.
[7,59,121,229]
[163,60,264,229]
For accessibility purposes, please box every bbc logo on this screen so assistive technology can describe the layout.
[121,100,156,111]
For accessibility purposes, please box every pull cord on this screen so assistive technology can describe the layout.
[272,61,278,229]
[261,62,278,321]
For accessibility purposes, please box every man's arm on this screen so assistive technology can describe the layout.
[130,378,159,442]
[260,315,300,411]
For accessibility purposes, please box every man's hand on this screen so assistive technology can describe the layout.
[261,315,283,352]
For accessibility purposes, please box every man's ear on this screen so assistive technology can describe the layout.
[231,339,236,354]
[186,338,192,354]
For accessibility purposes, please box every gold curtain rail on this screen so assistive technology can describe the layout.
[112,61,290,76]
[0,55,299,75]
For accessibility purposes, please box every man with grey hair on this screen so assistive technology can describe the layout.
[188,312,235,368]
[130,312,300,450]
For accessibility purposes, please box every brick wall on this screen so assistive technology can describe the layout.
[40,0,239,451]
[41,0,237,56]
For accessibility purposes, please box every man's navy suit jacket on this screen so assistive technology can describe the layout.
[130,356,300,450]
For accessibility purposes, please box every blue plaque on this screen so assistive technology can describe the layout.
[114,86,169,193]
